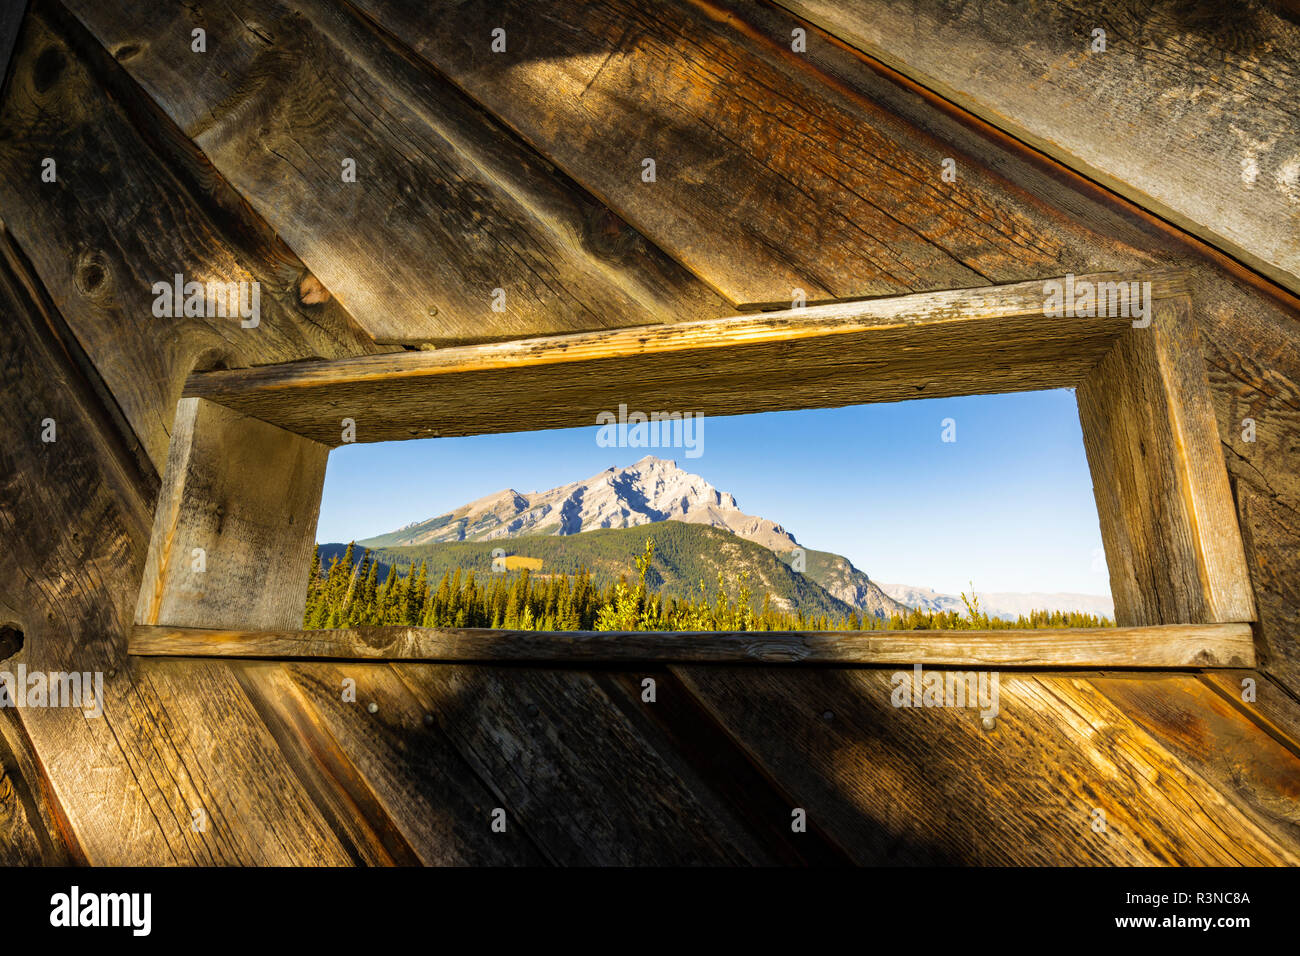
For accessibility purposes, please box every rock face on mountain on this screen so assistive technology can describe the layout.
[361,456,799,552]
[799,550,910,619]
[357,455,1111,621]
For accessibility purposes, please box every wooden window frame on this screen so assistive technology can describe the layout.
[128,272,1257,668]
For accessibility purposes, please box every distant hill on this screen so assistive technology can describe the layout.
[876,583,1115,621]
[328,523,858,620]
[794,549,910,619]
[338,454,1110,622]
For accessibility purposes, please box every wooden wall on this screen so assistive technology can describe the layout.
[0,0,1297,864]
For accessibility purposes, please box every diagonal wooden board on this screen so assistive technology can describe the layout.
[668,666,1300,865]
[184,272,1180,445]
[56,0,730,343]
[775,0,1300,296]
[332,0,1058,304]
[0,2,384,471]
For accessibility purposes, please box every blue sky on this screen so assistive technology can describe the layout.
[316,389,1110,596]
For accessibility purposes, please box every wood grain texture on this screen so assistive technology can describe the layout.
[1093,674,1300,848]
[1233,484,1300,694]
[591,668,853,864]
[109,658,358,865]
[776,0,1300,294]
[0,230,353,864]
[129,621,1257,669]
[186,273,1177,445]
[134,398,328,630]
[0,706,81,865]
[271,661,549,865]
[341,0,1075,305]
[1199,670,1300,761]
[671,666,1300,864]
[228,662,424,866]
[0,2,384,471]
[1077,297,1256,625]
[391,663,771,864]
[58,0,729,344]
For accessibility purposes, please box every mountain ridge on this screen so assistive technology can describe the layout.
[876,582,1115,621]
[352,455,1109,621]
[325,524,860,620]
[360,455,799,552]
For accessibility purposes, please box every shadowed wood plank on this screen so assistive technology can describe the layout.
[272,661,549,865]
[1078,296,1256,625]
[391,663,770,864]
[777,0,1300,294]
[0,706,81,865]
[1233,488,1300,696]
[129,621,1256,669]
[591,669,852,865]
[58,0,729,343]
[229,662,424,866]
[0,1,26,102]
[185,273,1179,445]
[671,667,1300,864]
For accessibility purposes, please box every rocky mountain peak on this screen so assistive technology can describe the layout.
[360,455,792,551]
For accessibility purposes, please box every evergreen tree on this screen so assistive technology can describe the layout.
[303,537,1114,634]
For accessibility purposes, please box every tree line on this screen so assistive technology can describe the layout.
[304,539,1113,631]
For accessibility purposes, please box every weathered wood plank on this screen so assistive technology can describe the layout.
[1200,670,1300,760]
[134,398,328,631]
[336,0,1076,305]
[1077,296,1256,625]
[1234,488,1300,695]
[128,621,1256,669]
[0,1,384,472]
[185,273,1177,445]
[592,669,855,865]
[58,0,729,343]
[268,661,548,865]
[672,666,1300,864]
[114,658,358,865]
[0,706,81,865]
[227,662,423,866]
[0,180,352,865]
[1093,675,1300,848]
[776,0,1300,294]
[391,664,770,864]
